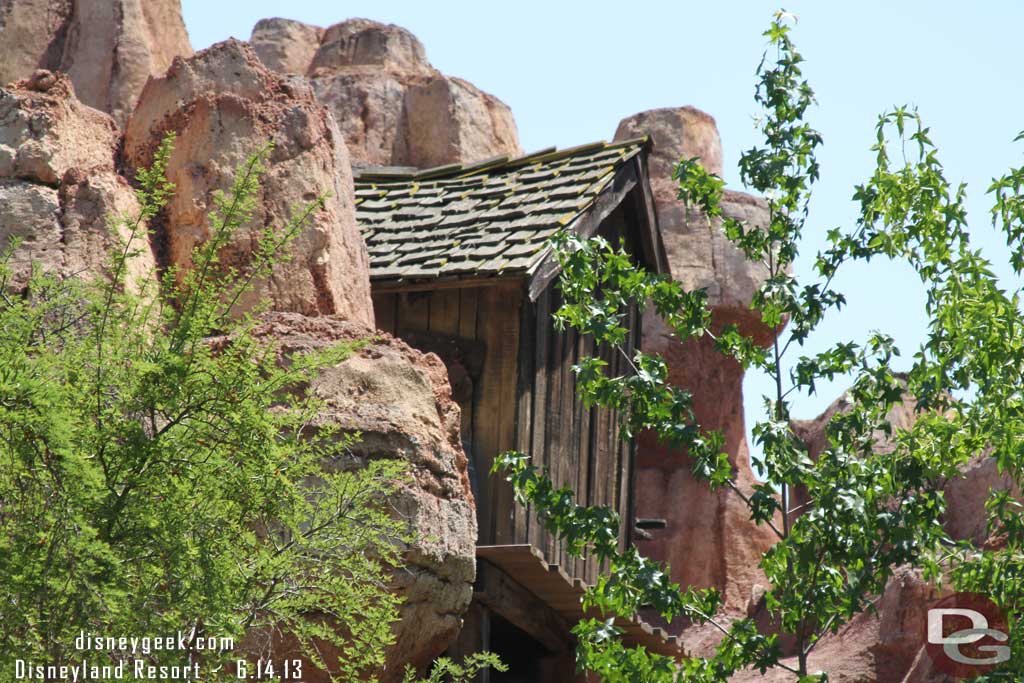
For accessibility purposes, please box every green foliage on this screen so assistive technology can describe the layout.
[495,9,1024,682]
[0,136,410,681]
[403,653,507,683]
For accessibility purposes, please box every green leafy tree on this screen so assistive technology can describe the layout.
[496,11,1024,682]
[0,137,409,681]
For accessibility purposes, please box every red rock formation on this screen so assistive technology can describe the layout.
[249,17,522,168]
[734,568,952,683]
[789,387,920,522]
[2,30,474,674]
[0,70,154,291]
[616,106,724,178]
[614,108,778,631]
[0,0,193,125]
[776,388,1020,682]
[616,108,772,342]
[944,454,1020,546]
[123,39,374,325]
[250,312,476,683]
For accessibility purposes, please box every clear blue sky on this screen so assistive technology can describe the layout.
[181,2,1024,446]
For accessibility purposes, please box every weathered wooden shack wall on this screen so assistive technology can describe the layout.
[512,285,638,585]
[372,210,643,587]
[372,281,522,546]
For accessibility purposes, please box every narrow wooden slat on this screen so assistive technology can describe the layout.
[587,402,605,582]
[458,287,478,339]
[562,326,580,577]
[543,294,567,566]
[619,300,641,551]
[529,289,552,557]
[596,337,616,566]
[457,288,478,449]
[428,288,460,335]
[475,284,521,545]
[513,294,536,544]
[371,292,397,334]
[494,284,521,544]
[373,274,528,294]
[396,290,429,336]
[574,331,594,582]
[473,288,499,544]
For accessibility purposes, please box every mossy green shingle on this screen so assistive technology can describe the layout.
[355,138,646,284]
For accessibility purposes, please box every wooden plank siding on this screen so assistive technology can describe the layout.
[476,284,522,545]
[513,286,638,586]
[368,216,643,585]
[370,282,522,546]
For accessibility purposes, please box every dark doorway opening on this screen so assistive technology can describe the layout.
[489,612,548,683]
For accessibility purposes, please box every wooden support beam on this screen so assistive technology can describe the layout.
[371,274,527,294]
[473,559,574,654]
[445,602,491,683]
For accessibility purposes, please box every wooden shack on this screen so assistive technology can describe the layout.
[355,139,682,680]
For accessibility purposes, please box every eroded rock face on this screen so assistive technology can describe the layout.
[124,40,374,325]
[789,388,919,521]
[252,312,476,683]
[0,0,75,112]
[633,329,778,619]
[250,17,324,76]
[403,76,521,169]
[615,107,771,342]
[792,388,1021,545]
[309,18,431,75]
[312,69,410,167]
[616,108,778,632]
[0,0,193,125]
[249,17,522,168]
[944,454,1020,546]
[0,69,119,183]
[0,70,154,290]
[616,106,723,178]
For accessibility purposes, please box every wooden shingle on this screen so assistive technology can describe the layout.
[355,138,652,288]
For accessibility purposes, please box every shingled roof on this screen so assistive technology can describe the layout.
[354,137,666,295]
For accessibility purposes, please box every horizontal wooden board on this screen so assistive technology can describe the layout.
[476,544,685,658]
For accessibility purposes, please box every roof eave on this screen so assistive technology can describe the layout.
[526,148,666,301]
[369,272,529,294]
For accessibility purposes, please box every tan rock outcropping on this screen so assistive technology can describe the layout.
[616,107,772,342]
[0,70,154,291]
[124,39,374,325]
[252,312,477,683]
[250,17,324,77]
[0,0,193,125]
[249,17,521,168]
